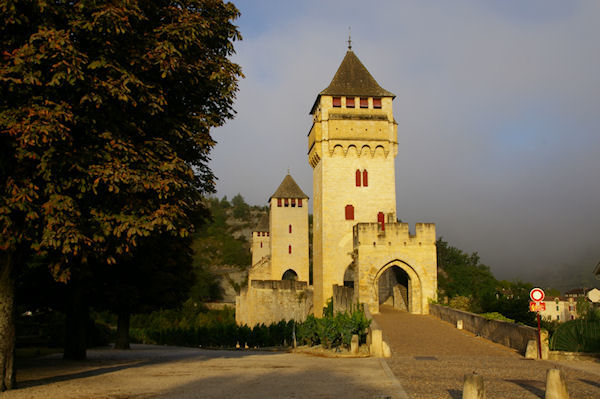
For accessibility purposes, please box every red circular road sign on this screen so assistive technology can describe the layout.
[530,288,545,302]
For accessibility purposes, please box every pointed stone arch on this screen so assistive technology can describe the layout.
[371,260,423,314]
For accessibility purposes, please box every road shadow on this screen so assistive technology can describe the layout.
[149,364,396,398]
[505,379,544,398]
[16,344,284,390]
[579,378,600,389]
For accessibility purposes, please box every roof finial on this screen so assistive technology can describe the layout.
[287,166,290,175]
[348,26,352,50]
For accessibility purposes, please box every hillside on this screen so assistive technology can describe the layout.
[190,195,266,303]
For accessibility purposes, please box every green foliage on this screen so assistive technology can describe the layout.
[296,305,371,349]
[550,320,600,353]
[448,296,472,311]
[436,238,497,312]
[480,312,515,323]
[1,0,243,275]
[129,304,294,348]
[480,280,536,326]
[231,194,250,219]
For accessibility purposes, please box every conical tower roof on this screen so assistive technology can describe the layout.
[269,174,308,200]
[311,50,395,114]
[254,213,269,232]
[320,50,395,98]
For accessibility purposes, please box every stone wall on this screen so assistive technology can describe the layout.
[236,280,313,327]
[430,304,538,354]
[332,285,355,314]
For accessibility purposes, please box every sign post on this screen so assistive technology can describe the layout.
[529,288,545,359]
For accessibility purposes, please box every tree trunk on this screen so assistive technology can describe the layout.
[63,278,88,360]
[114,312,131,349]
[0,252,16,391]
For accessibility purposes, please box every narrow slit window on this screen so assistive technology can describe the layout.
[291,198,296,207]
[346,97,355,108]
[355,169,361,186]
[345,205,354,220]
[362,170,368,187]
[333,97,341,107]
[288,245,292,254]
[298,199,303,207]
[260,242,263,248]
[289,224,292,234]
[373,98,382,109]
[360,97,368,108]
[378,212,385,231]
[277,198,282,207]
[284,198,289,207]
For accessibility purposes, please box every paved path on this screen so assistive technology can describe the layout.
[374,306,600,399]
[4,345,402,399]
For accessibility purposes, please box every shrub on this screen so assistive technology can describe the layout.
[296,306,370,349]
[550,320,600,353]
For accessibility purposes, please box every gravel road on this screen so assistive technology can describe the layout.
[374,305,600,399]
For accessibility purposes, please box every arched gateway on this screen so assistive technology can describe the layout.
[352,222,437,315]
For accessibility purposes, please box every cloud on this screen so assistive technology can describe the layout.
[211,0,600,284]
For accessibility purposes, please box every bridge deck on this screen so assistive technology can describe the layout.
[374,305,600,398]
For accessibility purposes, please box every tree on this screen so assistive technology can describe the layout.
[231,193,250,219]
[436,238,497,311]
[95,234,196,349]
[0,0,242,389]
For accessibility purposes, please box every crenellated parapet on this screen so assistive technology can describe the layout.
[353,222,436,248]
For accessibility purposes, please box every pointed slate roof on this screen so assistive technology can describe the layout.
[255,213,269,232]
[321,50,395,98]
[310,50,395,114]
[269,174,308,200]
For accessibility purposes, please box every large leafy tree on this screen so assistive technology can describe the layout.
[0,0,242,389]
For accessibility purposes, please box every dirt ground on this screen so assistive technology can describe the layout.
[3,345,403,399]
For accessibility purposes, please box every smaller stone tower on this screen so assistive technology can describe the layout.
[250,213,270,267]
[269,174,309,282]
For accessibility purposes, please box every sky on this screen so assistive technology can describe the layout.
[209,0,600,289]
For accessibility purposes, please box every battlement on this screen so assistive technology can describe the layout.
[353,222,436,247]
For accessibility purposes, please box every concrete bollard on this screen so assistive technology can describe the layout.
[545,369,569,399]
[457,320,463,330]
[525,340,538,359]
[370,329,384,357]
[350,334,359,354]
[462,373,485,399]
[382,341,392,358]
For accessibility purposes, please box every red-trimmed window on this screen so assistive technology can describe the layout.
[345,205,354,220]
[346,97,355,108]
[362,170,368,187]
[360,97,368,108]
[289,224,292,234]
[284,198,289,207]
[277,198,282,207]
[291,198,296,207]
[298,199,303,207]
[373,98,382,109]
[289,245,292,254]
[378,212,385,231]
[333,97,341,107]
[355,169,361,186]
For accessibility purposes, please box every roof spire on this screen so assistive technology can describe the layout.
[348,26,352,50]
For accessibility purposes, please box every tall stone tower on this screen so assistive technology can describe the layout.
[308,49,398,316]
[268,174,310,283]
